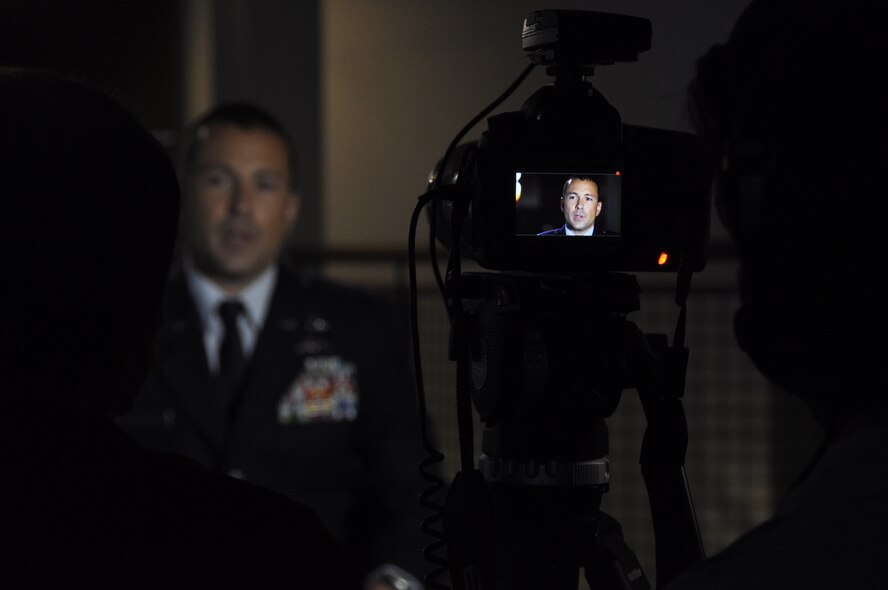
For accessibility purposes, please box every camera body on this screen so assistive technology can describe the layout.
[432,10,710,275]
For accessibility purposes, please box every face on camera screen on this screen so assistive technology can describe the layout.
[515,172,622,237]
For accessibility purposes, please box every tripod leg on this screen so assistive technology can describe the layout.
[583,511,650,590]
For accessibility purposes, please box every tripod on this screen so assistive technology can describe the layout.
[439,272,703,590]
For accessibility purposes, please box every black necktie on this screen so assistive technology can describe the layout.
[217,299,245,387]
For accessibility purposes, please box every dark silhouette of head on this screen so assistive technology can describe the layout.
[690,0,888,421]
[0,68,180,416]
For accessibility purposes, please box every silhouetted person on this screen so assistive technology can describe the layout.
[663,1,888,588]
[0,68,355,589]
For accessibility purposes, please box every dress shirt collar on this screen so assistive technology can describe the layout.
[565,224,595,236]
[182,256,277,353]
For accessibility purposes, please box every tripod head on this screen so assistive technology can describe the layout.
[461,271,638,468]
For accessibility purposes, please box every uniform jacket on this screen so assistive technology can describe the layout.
[122,263,430,579]
[537,224,616,236]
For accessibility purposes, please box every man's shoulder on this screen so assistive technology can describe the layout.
[158,262,196,315]
[537,225,566,236]
[275,263,396,314]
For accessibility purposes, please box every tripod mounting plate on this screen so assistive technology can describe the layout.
[479,454,610,487]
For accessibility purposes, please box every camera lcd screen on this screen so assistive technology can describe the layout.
[515,171,622,237]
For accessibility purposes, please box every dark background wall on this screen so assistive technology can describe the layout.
[1,0,322,247]
[0,0,748,251]
[214,0,322,247]
[0,1,181,132]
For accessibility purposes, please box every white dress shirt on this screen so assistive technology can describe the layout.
[565,224,596,236]
[183,258,277,374]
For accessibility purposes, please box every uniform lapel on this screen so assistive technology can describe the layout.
[237,268,308,430]
[151,272,225,451]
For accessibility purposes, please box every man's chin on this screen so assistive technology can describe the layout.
[198,256,269,291]
[222,263,265,281]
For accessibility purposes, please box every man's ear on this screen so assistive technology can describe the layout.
[559,197,565,212]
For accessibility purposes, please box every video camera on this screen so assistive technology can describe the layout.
[411,10,709,590]
[429,9,710,275]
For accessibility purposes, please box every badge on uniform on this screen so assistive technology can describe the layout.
[277,355,360,424]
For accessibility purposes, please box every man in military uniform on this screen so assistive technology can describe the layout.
[123,102,428,589]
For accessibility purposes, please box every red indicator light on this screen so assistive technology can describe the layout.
[615,170,621,176]
[658,251,669,266]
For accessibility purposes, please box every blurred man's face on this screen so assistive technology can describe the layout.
[561,179,601,233]
[184,125,299,293]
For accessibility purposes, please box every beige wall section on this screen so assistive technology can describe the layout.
[182,0,216,124]
[321,0,751,250]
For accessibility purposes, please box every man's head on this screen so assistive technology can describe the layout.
[178,103,300,293]
[0,67,180,414]
[690,0,888,411]
[561,177,601,234]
